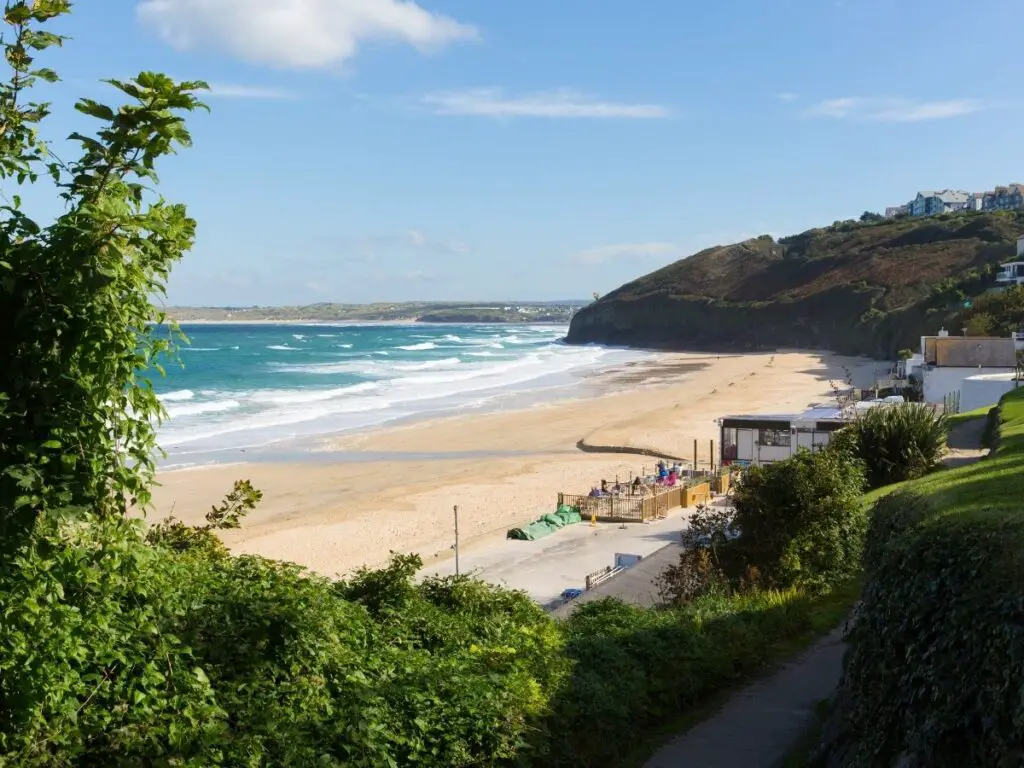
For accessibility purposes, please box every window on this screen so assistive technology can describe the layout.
[722,428,738,460]
[759,429,791,447]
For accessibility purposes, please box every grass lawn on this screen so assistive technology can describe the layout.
[864,389,1024,511]
[945,405,991,428]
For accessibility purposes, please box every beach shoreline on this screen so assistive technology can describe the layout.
[151,350,881,578]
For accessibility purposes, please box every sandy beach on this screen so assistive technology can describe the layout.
[151,350,879,577]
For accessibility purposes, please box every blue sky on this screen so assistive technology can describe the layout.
[26,0,1024,304]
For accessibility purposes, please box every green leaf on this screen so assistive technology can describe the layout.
[73,98,115,121]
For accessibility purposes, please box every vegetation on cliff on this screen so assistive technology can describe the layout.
[815,390,1024,766]
[567,212,1024,357]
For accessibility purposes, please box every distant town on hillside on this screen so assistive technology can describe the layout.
[883,183,1024,219]
[166,301,588,324]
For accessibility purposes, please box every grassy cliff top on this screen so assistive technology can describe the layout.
[568,211,1024,357]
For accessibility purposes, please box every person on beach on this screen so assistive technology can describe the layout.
[632,476,642,495]
[600,480,609,495]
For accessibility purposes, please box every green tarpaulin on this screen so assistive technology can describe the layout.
[507,505,582,540]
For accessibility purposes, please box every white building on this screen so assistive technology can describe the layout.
[996,262,1024,287]
[961,372,1020,413]
[994,237,1024,287]
[916,331,1017,406]
[718,401,894,467]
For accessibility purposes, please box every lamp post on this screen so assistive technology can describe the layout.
[453,505,460,576]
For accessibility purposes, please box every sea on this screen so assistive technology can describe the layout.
[152,323,650,469]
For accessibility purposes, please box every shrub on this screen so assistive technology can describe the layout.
[730,448,867,592]
[838,403,948,488]
[819,492,1024,767]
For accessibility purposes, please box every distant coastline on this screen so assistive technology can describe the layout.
[166,300,586,326]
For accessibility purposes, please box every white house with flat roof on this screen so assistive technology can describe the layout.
[718,401,896,467]
[917,332,1016,406]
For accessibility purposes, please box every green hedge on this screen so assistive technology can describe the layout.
[818,388,1024,766]
[0,513,858,767]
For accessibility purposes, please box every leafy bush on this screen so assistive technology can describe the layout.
[0,520,568,766]
[729,448,867,592]
[819,492,1024,767]
[836,403,948,488]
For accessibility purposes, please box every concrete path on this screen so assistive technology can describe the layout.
[943,416,988,468]
[419,508,694,606]
[643,624,847,768]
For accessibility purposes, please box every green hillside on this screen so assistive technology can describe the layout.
[566,211,1024,358]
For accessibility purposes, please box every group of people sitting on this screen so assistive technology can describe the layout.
[587,461,686,498]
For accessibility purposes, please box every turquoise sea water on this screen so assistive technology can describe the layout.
[154,323,648,468]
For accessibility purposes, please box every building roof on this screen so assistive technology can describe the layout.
[933,190,969,204]
[721,401,891,426]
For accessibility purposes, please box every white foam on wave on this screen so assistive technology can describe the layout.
[165,399,241,418]
[337,343,354,348]
[397,341,436,351]
[267,344,304,351]
[390,357,461,372]
[248,381,378,405]
[293,334,306,340]
[159,389,195,402]
[157,331,653,454]
[184,347,220,352]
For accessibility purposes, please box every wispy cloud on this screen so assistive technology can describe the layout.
[405,229,471,255]
[206,83,298,100]
[421,88,672,119]
[573,242,679,265]
[137,0,479,69]
[805,97,984,122]
[776,92,800,102]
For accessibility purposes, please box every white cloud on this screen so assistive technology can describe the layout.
[421,88,672,119]
[574,242,679,265]
[206,83,298,100]
[137,0,479,69]
[405,229,470,255]
[805,97,984,122]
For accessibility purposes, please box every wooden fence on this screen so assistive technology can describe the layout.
[558,470,734,524]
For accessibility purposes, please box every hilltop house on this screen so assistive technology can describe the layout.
[887,183,1024,220]
[983,184,1024,211]
[907,190,970,217]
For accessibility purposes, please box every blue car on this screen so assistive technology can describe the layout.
[561,588,584,601]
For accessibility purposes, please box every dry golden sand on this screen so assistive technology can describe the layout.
[151,351,878,577]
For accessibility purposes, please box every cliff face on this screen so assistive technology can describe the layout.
[566,212,1024,359]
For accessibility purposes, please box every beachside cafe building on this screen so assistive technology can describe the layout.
[718,402,888,467]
